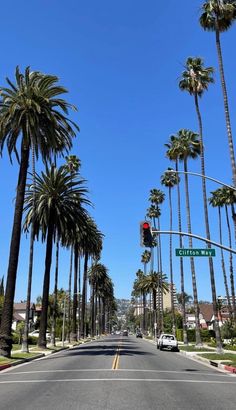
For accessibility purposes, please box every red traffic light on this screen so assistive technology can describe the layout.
[142,222,150,230]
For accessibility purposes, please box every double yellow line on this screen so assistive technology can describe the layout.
[112,344,121,370]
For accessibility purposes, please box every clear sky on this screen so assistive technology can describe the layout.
[0,1,236,304]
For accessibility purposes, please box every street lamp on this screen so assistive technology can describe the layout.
[164,169,236,191]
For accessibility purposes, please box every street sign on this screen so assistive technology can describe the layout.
[175,248,216,257]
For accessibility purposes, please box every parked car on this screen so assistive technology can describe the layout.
[122,330,128,336]
[28,330,51,341]
[136,330,143,338]
[157,333,179,351]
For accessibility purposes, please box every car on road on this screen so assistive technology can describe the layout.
[136,330,143,338]
[122,330,128,336]
[28,330,51,341]
[157,333,179,351]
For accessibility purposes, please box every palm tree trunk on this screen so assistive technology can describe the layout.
[157,217,164,333]
[183,159,202,346]
[38,218,54,349]
[51,237,59,347]
[225,206,236,322]
[218,206,232,321]
[22,143,36,353]
[0,143,29,358]
[215,24,236,187]
[71,244,78,341]
[67,248,73,342]
[168,187,176,335]
[176,160,188,344]
[81,252,88,338]
[194,92,222,352]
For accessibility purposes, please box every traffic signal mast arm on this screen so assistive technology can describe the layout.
[151,229,236,254]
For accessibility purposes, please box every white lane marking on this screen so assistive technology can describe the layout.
[0,378,236,384]
[2,369,232,378]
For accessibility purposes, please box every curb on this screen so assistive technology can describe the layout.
[0,338,96,372]
[179,350,236,374]
[0,353,45,372]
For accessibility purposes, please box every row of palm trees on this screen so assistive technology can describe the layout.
[0,67,115,358]
[133,1,236,350]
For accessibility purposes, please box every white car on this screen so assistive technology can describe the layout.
[29,330,51,341]
[157,333,179,351]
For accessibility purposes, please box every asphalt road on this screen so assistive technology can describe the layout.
[0,335,236,410]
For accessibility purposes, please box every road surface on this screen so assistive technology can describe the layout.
[0,335,235,410]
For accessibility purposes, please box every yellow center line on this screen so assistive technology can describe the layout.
[112,343,122,370]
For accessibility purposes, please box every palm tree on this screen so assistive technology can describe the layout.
[179,57,223,352]
[214,187,236,321]
[89,263,109,336]
[161,168,179,335]
[208,189,233,321]
[148,189,165,334]
[165,139,188,344]
[138,271,169,335]
[64,155,81,342]
[200,0,236,187]
[23,165,90,348]
[141,250,151,332]
[80,218,103,338]
[170,129,203,346]
[0,67,79,357]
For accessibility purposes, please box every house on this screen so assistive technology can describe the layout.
[185,303,230,330]
[12,302,36,331]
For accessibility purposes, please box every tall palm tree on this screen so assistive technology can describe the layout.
[80,218,103,338]
[89,263,109,336]
[148,190,165,333]
[64,155,81,341]
[138,271,169,335]
[200,0,236,187]
[208,189,233,320]
[23,165,90,348]
[0,67,78,357]
[170,129,203,346]
[161,168,179,335]
[215,187,236,320]
[165,140,188,344]
[141,250,151,332]
[179,57,223,351]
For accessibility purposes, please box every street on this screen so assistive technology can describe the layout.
[0,335,236,410]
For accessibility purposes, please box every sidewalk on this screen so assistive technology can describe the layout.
[0,337,98,372]
[144,337,236,375]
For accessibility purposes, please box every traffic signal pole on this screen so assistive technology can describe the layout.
[151,229,236,254]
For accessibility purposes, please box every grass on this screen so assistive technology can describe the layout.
[0,351,40,366]
[179,345,213,352]
[199,352,236,366]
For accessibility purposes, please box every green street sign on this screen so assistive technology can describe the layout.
[175,248,216,257]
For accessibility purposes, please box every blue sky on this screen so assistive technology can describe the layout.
[1,0,236,303]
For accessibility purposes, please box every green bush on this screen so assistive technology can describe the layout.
[176,328,215,343]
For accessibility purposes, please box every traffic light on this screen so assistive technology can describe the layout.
[140,221,153,247]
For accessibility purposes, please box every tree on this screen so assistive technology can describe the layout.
[209,189,233,320]
[23,164,90,348]
[200,0,236,187]
[179,56,223,352]
[148,189,165,333]
[88,263,108,336]
[161,168,179,335]
[165,139,188,344]
[168,129,203,346]
[64,155,81,342]
[0,66,78,357]
[79,218,103,338]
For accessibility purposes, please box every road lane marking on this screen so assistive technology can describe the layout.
[2,369,232,377]
[112,344,121,370]
[0,378,236,384]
